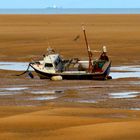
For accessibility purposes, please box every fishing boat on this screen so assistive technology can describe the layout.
[19,27,112,80]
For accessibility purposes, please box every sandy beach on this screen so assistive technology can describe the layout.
[0,14,140,140]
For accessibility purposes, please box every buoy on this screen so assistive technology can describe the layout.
[51,76,63,81]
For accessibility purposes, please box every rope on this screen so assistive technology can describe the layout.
[15,63,31,76]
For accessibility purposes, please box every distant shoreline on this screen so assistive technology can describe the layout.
[0,8,140,14]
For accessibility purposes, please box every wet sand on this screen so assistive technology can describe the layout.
[0,14,140,140]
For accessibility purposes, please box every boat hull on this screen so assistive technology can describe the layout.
[30,62,111,80]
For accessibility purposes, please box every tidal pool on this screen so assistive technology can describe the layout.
[0,87,28,91]
[0,91,19,96]
[110,72,140,79]
[77,99,97,104]
[0,62,32,71]
[110,65,140,79]
[31,96,57,101]
[31,90,63,95]
[0,87,28,95]
[130,108,140,111]
[110,92,140,99]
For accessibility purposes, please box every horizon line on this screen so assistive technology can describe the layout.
[0,7,140,9]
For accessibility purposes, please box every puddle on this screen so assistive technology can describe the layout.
[130,108,140,111]
[111,72,140,79]
[111,65,140,79]
[111,66,140,72]
[110,92,140,99]
[0,87,28,91]
[0,62,32,71]
[31,96,57,101]
[129,81,140,85]
[0,87,28,96]
[0,91,19,96]
[31,90,63,95]
[78,99,97,104]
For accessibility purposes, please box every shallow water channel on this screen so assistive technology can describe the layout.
[0,62,140,79]
[0,62,140,110]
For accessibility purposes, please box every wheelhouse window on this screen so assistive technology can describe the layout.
[54,56,62,66]
[45,63,53,67]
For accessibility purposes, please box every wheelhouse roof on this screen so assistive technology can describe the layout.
[44,54,60,63]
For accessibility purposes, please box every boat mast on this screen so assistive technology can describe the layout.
[82,26,93,73]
